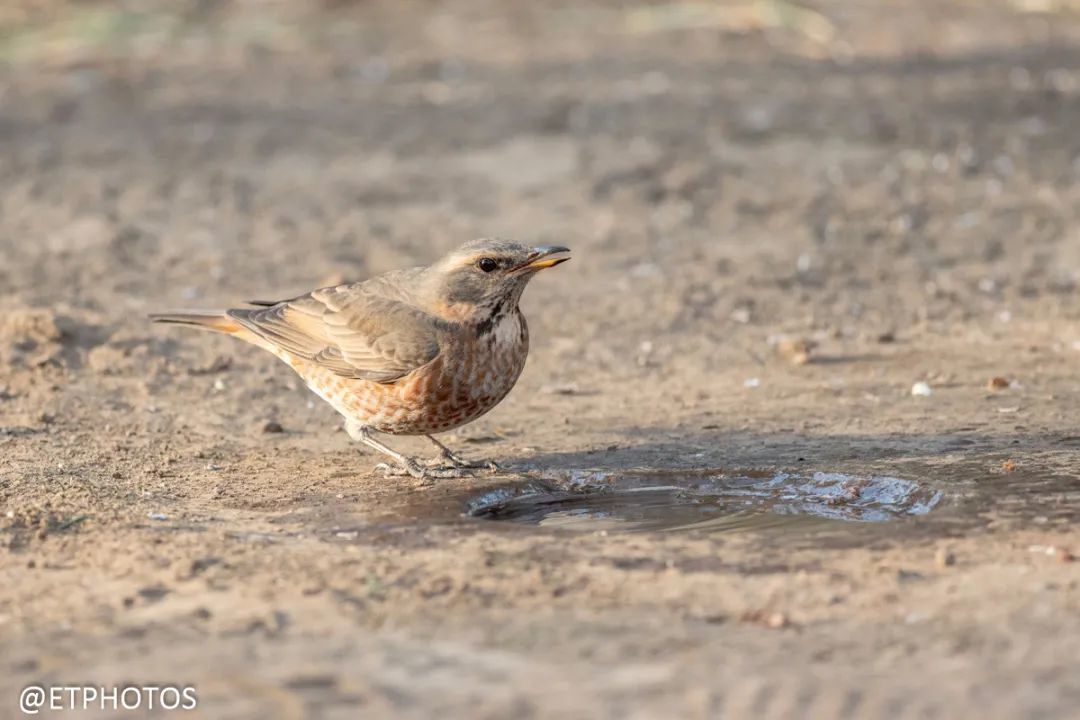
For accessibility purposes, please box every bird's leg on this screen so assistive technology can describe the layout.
[346,421,426,478]
[424,435,499,472]
[345,422,471,481]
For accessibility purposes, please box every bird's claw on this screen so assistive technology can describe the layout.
[375,460,482,485]
[374,460,428,479]
[433,450,499,473]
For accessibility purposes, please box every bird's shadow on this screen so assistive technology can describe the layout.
[505,426,1074,471]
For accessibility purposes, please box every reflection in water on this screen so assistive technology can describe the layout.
[466,470,944,534]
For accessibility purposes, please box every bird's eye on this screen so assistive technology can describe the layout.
[476,257,498,273]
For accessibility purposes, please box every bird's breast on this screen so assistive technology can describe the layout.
[291,310,530,435]
[455,310,529,402]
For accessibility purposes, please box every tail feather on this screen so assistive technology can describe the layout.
[148,311,243,334]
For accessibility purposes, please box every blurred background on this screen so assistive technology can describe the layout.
[3,0,1079,339]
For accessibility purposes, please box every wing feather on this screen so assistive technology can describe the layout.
[228,282,440,383]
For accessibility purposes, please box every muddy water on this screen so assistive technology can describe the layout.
[457,463,1080,539]
[464,469,943,535]
[301,461,1079,547]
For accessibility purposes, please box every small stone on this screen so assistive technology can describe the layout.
[1029,545,1075,562]
[730,307,751,324]
[262,421,285,434]
[540,383,580,396]
[740,609,790,628]
[988,377,1010,390]
[188,355,232,376]
[774,337,817,365]
[911,381,933,397]
[137,584,170,602]
[935,547,955,568]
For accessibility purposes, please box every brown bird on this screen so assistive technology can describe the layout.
[151,239,570,479]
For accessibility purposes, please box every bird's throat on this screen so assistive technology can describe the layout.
[475,297,510,337]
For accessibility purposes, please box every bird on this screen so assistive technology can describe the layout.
[150,239,570,480]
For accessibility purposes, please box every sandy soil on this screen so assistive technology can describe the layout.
[2,1,1080,717]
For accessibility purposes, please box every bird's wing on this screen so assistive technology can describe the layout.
[228,282,440,383]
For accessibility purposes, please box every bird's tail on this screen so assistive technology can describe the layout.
[148,310,243,335]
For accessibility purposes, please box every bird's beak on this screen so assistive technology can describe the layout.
[514,246,571,272]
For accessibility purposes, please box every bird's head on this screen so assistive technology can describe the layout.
[425,238,571,322]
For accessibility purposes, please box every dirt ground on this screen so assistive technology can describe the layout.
[2,0,1080,717]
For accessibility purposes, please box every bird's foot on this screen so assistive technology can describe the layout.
[374,460,478,486]
[431,449,499,473]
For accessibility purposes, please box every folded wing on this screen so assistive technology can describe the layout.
[228,283,440,383]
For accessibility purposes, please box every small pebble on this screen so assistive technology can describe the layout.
[741,609,789,628]
[730,307,751,324]
[988,377,1010,390]
[744,378,761,389]
[775,337,817,365]
[540,383,580,396]
[262,421,285,433]
[911,381,933,397]
[935,547,956,568]
[147,512,168,521]
[1029,545,1075,562]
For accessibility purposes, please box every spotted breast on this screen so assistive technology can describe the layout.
[283,308,529,435]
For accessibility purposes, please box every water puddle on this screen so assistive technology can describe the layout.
[465,469,944,534]
[269,460,1076,548]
